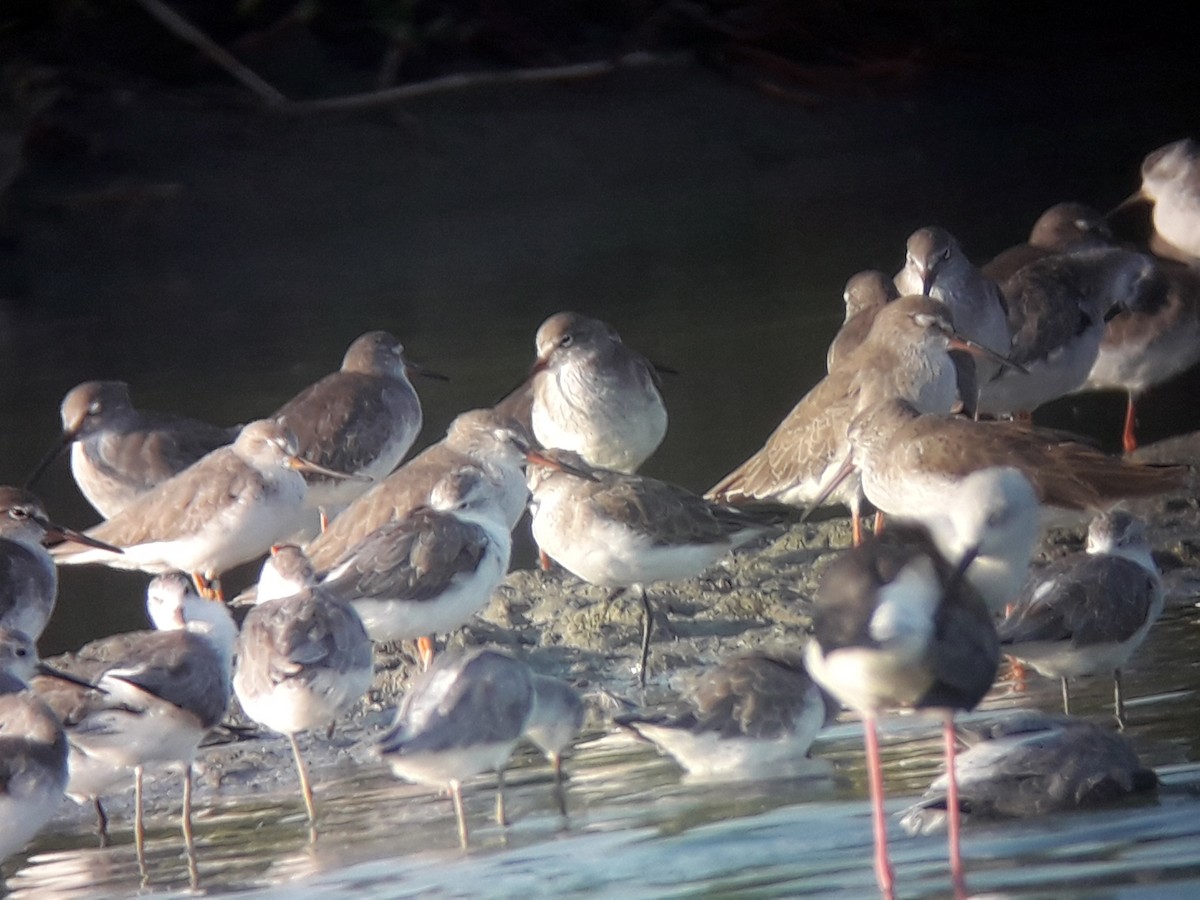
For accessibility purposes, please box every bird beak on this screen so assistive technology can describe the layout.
[24,433,73,490]
[921,269,935,297]
[1107,188,1147,219]
[35,661,102,691]
[524,449,600,482]
[950,543,981,590]
[945,334,1029,376]
[38,517,125,554]
[287,457,373,482]
[405,361,451,382]
[801,454,857,522]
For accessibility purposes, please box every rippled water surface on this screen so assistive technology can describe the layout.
[7,606,1200,898]
[3,35,1200,899]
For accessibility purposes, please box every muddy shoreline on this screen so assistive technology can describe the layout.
[37,434,1200,838]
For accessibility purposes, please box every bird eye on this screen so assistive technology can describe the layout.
[941,247,951,261]
[10,506,29,520]
[559,333,574,348]
[15,645,28,657]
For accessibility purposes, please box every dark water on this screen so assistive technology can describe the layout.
[3,39,1200,896]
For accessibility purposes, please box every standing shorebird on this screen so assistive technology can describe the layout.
[1,486,120,641]
[894,227,1012,375]
[233,544,373,831]
[26,380,237,519]
[377,647,582,848]
[271,330,445,530]
[841,397,1187,524]
[32,573,236,861]
[0,627,68,863]
[825,270,900,372]
[48,419,365,597]
[304,408,532,573]
[1083,257,1200,453]
[1113,138,1200,262]
[815,459,1041,617]
[523,672,586,815]
[523,311,668,473]
[313,469,513,665]
[804,527,1000,899]
[615,650,832,779]
[998,511,1163,728]
[980,201,1114,284]
[707,295,1012,545]
[899,711,1157,835]
[976,247,1166,417]
[529,449,780,685]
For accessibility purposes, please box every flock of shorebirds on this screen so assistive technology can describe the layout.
[3,137,1200,897]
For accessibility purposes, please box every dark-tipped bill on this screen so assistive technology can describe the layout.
[405,361,451,382]
[24,433,72,491]
[40,519,125,555]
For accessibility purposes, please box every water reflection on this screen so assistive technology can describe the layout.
[4,39,1200,899]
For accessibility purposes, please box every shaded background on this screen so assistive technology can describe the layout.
[2,1,1199,654]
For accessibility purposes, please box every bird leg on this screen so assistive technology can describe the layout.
[135,765,148,878]
[495,768,509,827]
[182,765,200,889]
[450,779,469,849]
[552,754,569,819]
[1114,669,1127,731]
[418,635,436,671]
[863,716,895,900]
[190,572,224,602]
[1122,393,1139,455]
[319,508,331,533]
[539,549,552,571]
[637,585,653,687]
[289,731,319,831]
[943,713,968,900]
[873,510,885,536]
[1061,677,1072,716]
[94,797,110,847]
[852,510,864,548]
[181,763,195,850]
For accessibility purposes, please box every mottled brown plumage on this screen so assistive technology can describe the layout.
[707,295,969,515]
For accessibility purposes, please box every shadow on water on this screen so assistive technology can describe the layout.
[4,21,1200,899]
